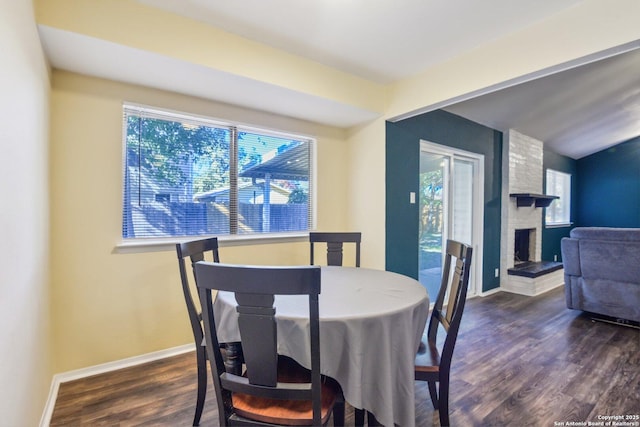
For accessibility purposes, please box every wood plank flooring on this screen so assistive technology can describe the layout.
[50,288,640,426]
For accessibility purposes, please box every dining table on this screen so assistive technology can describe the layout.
[213,265,430,427]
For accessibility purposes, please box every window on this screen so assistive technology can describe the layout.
[545,169,571,226]
[122,105,313,239]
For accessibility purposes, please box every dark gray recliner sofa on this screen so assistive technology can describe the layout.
[561,227,640,323]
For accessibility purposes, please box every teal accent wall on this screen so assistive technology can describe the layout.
[386,110,503,292]
[385,122,421,279]
[542,149,577,262]
[576,136,640,227]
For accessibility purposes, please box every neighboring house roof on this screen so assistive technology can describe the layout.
[194,181,291,204]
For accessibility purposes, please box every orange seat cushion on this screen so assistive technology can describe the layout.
[232,357,340,426]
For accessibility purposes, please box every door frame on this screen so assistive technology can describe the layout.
[420,140,484,298]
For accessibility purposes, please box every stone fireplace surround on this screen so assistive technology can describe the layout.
[500,130,564,296]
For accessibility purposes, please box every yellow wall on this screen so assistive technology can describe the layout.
[345,118,388,268]
[50,71,350,372]
[0,0,51,425]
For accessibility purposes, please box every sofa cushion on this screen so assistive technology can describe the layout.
[579,239,640,284]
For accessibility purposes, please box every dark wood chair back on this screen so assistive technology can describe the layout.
[195,262,342,426]
[177,238,220,346]
[176,237,220,426]
[309,232,361,267]
[415,239,473,427]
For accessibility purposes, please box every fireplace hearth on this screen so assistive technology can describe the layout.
[508,260,563,278]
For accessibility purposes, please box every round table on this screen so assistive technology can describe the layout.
[213,266,429,427]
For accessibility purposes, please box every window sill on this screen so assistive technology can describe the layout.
[114,232,309,254]
[545,222,573,229]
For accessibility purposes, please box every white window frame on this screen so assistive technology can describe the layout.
[545,169,572,227]
[117,104,316,252]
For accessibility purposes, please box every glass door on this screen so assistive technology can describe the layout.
[419,141,483,301]
[418,151,448,301]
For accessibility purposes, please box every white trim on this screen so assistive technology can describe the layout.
[39,378,60,427]
[545,222,573,229]
[114,232,309,254]
[39,344,195,427]
[478,286,502,297]
[123,102,317,142]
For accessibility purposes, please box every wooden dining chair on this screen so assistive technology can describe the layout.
[194,262,345,426]
[415,239,473,427]
[176,237,224,426]
[309,232,361,267]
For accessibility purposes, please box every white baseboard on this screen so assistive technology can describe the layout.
[478,287,502,297]
[39,343,195,427]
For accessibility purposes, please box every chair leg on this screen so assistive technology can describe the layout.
[437,378,450,427]
[193,346,207,426]
[367,411,381,426]
[428,381,439,409]
[332,400,345,426]
[354,408,365,426]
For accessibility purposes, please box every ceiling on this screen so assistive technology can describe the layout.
[135,0,584,83]
[37,0,640,159]
[444,46,640,159]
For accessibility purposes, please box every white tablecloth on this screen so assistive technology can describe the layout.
[213,266,429,427]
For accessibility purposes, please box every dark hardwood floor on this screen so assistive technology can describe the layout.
[50,287,640,426]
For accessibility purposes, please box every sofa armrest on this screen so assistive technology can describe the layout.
[561,237,581,276]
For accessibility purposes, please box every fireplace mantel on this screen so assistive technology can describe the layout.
[510,193,558,208]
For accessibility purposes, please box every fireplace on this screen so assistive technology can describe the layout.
[514,228,535,265]
[501,130,564,296]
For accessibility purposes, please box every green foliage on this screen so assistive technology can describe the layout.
[287,187,308,204]
[238,131,269,171]
[419,169,443,242]
[126,116,230,193]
